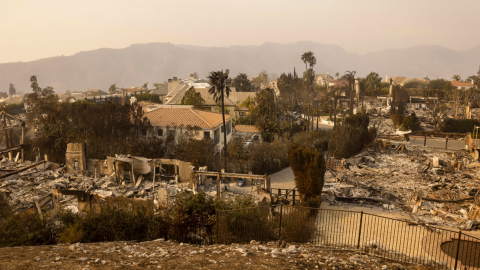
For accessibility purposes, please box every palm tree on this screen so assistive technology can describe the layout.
[343,71,356,115]
[301,51,314,71]
[207,70,232,154]
[239,96,256,124]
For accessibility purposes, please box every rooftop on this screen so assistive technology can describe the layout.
[235,125,259,133]
[144,107,231,129]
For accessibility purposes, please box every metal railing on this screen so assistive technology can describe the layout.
[215,206,480,270]
[270,188,299,204]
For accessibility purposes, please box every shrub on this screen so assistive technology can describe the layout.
[329,114,373,158]
[288,143,326,202]
[168,193,216,244]
[58,198,167,243]
[442,119,480,133]
[0,212,58,247]
[280,207,316,243]
[400,113,421,131]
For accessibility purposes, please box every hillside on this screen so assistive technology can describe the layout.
[1,42,479,92]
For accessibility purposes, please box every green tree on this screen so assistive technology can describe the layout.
[232,73,253,92]
[142,82,148,92]
[8,83,16,96]
[109,84,117,94]
[181,87,205,109]
[252,70,269,91]
[207,70,232,155]
[24,75,58,129]
[153,83,162,89]
[364,72,382,95]
[238,96,255,124]
[300,51,316,71]
[136,93,161,103]
[342,71,356,115]
[288,143,325,204]
[400,113,420,131]
[65,90,72,96]
[452,75,461,81]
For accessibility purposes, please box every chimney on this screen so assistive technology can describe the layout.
[121,88,125,105]
[168,79,173,92]
[385,75,389,82]
[190,74,195,80]
[172,77,180,90]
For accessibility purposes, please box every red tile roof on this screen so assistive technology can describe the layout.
[235,125,259,133]
[144,108,231,129]
[451,80,475,88]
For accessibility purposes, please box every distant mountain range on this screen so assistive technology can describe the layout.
[1,41,479,93]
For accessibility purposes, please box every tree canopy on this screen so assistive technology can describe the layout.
[181,87,205,109]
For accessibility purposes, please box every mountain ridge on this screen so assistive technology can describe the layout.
[1,41,479,92]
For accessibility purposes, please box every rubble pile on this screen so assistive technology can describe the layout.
[325,149,480,229]
[0,240,438,269]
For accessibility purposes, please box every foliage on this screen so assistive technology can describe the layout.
[329,114,373,158]
[249,140,290,175]
[109,84,117,94]
[280,207,317,243]
[251,70,269,91]
[0,102,25,115]
[293,130,331,151]
[288,143,325,202]
[428,79,452,91]
[226,139,289,175]
[232,73,254,92]
[8,83,16,96]
[26,96,153,163]
[173,136,219,171]
[301,51,316,71]
[0,211,58,247]
[390,111,405,127]
[169,193,216,243]
[429,102,447,130]
[403,79,428,89]
[363,72,382,96]
[442,118,480,133]
[24,75,58,130]
[208,70,232,154]
[342,71,356,115]
[181,87,205,109]
[135,92,161,103]
[400,113,421,131]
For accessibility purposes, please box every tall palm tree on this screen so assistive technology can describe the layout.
[207,70,232,154]
[343,71,356,115]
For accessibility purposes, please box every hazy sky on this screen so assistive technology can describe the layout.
[1,0,479,63]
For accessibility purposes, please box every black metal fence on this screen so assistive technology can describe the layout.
[270,188,300,204]
[216,206,480,270]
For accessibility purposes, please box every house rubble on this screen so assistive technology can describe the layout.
[324,139,480,230]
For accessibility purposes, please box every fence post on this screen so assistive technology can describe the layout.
[216,212,219,244]
[424,136,427,147]
[292,190,296,205]
[454,231,462,270]
[279,205,283,240]
[357,211,364,249]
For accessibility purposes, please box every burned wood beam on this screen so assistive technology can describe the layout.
[420,196,475,203]
[0,160,46,179]
[0,145,22,155]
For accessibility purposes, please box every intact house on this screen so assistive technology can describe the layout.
[451,80,477,90]
[233,125,262,145]
[166,85,257,120]
[143,107,233,152]
[315,74,335,87]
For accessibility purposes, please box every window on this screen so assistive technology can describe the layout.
[239,112,246,117]
[204,131,210,139]
[254,135,259,141]
[221,126,224,133]
[74,160,79,170]
[226,121,231,135]
[157,128,163,137]
[214,128,220,144]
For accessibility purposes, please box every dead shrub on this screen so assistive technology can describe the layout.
[280,207,316,243]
